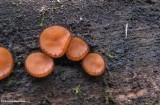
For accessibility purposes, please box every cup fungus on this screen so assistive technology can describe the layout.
[0,47,14,80]
[40,26,72,58]
[66,37,89,61]
[25,52,54,78]
[82,53,106,76]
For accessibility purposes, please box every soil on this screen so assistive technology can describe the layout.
[0,0,160,105]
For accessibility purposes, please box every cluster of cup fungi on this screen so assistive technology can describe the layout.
[0,25,107,80]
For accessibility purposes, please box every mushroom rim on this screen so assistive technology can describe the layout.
[66,36,90,61]
[81,52,107,77]
[24,52,54,78]
[39,25,72,58]
[0,46,14,80]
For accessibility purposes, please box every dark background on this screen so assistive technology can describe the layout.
[0,0,160,105]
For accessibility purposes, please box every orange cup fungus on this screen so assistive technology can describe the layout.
[66,37,89,61]
[25,52,54,78]
[40,26,72,58]
[82,53,106,76]
[24,25,107,78]
[0,47,14,80]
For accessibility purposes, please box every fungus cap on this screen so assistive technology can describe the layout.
[40,26,72,58]
[82,53,106,76]
[66,37,89,61]
[25,52,54,78]
[0,47,14,80]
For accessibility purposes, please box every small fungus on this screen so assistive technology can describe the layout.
[66,37,89,61]
[0,47,14,80]
[82,53,106,76]
[40,26,72,58]
[25,52,54,78]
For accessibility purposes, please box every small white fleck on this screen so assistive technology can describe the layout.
[40,6,45,12]
[80,17,83,21]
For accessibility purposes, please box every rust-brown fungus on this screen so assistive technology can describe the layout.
[25,52,54,78]
[82,53,106,76]
[66,37,89,61]
[40,26,72,58]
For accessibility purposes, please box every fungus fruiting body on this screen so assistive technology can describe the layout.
[82,53,106,76]
[25,52,54,78]
[0,47,14,80]
[66,37,89,61]
[40,26,72,58]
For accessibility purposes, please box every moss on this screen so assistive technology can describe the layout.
[17,61,22,67]
[105,53,117,60]
[7,79,13,86]
[74,85,82,95]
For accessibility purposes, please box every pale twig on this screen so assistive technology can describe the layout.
[125,23,128,39]
[39,7,45,26]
